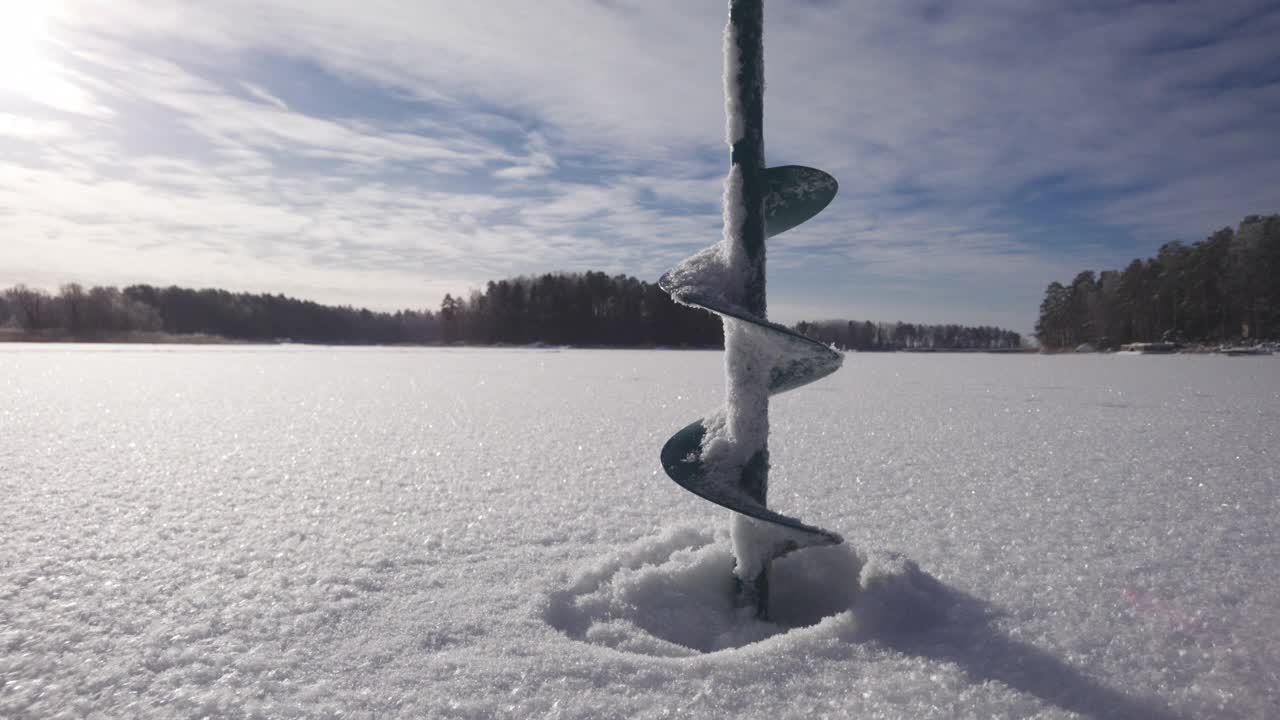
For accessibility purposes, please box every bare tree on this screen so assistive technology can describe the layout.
[60,283,87,333]
[5,285,52,331]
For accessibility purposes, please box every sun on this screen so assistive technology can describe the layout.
[0,0,96,115]
[0,2,54,82]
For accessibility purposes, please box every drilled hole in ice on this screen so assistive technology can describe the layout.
[542,526,947,657]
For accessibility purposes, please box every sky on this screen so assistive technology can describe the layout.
[1,1,1278,334]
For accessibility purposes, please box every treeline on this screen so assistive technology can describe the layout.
[1035,214,1280,350]
[0,271,722,347]
[2,272,1032,351]
[0,283,435,343]
[794,319,1022,350]
[438,271,720,346]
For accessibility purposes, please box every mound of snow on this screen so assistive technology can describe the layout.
[543,526,949,657]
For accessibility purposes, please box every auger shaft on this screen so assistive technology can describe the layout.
[725,0,771,618]
[727,0,767,310]
[658,0,843,626]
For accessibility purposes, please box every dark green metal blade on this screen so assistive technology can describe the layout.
[660,419,842,546]
[764,165,838,238]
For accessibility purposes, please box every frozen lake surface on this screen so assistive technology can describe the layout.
[2,345,1277,719]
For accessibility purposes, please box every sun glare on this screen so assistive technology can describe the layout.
[0,2,53,78]
[0,0,97,116]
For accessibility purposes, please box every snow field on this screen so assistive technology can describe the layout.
[1,345,1277,718]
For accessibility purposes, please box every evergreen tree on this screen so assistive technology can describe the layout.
[1035,213,1279,349]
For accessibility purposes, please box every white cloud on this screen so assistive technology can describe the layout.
[241,82,289,111]
[0,113,69,139]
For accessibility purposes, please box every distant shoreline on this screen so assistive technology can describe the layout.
[7,335,1268,355]
[0,330,1041,353]
[0,329,715,350]
[0,329,248,344]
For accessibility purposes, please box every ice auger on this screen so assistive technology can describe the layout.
[658,0,844,620]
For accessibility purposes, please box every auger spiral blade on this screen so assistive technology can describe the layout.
[656,288,844,560]
[660,420,842,549]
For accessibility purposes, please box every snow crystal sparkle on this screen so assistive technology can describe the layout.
[657,0,842,619]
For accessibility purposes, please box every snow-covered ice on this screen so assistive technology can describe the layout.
[1,345,1277,718]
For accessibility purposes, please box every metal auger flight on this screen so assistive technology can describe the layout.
[658,0,843,620]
